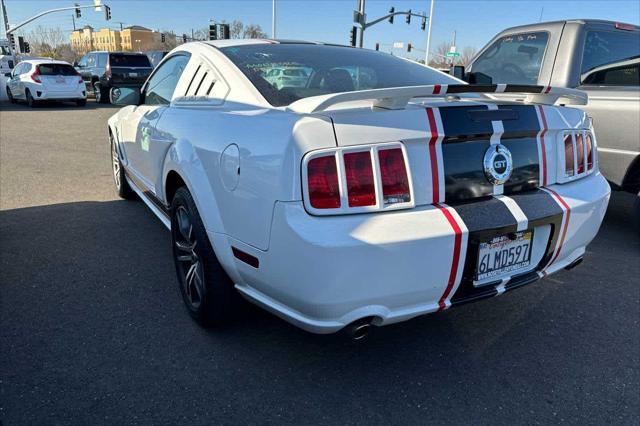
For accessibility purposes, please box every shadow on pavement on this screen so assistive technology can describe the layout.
[0,99,120,111]
[0,191,638,423]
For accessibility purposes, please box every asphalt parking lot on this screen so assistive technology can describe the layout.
[1,100,639,424]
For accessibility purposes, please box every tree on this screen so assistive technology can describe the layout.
[24,26,80,62]
[460,46,478,66]
[428,42,478,68]
[192,19,268,41]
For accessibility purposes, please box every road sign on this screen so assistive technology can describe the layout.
[446,52,460,57]
[393,42,404,49]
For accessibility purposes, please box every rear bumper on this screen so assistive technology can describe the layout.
[35,88,86,100]
[223,173,610,334]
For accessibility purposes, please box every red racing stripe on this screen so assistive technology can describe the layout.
[433,84,441,94]
[545,187,571,266]
[435,204,463,310]
[544,86,552,94]
[537,105,549,186]
[426,108,441,203]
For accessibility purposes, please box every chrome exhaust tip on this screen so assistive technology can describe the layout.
[344,318,374,341]
[564,256,584,271]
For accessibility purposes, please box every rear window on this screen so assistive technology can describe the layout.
[109,54,151,67]
[220,44,458,107]
[37,64,78,76]
[469,32,549,85]
[581,30,640,86]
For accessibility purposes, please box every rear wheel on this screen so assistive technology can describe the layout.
[171,186,243,327]
[76,98,87,107]
[110,134,135,200]
[94,83,109,104]
[6,87,16,104]
[25,89,38,108]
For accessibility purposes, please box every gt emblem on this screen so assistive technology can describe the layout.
[483,144,513,185]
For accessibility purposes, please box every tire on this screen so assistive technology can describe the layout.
[6,87,16,104]
[76,98,87,107]
[25,89,38,108]
[110,134,135,200]
[94,82,109,104]
[634,194,640,234]
[171,186,243,327]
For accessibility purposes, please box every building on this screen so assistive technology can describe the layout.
[70,25,175,53]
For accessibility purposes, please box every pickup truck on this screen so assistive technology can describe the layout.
[458,20,639,208]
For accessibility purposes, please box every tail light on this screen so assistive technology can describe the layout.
[31,66,41,83]
[585,133,594,170]
[307,155,340,209]
[558,130,597,183]
[76,71,84,84]
[303,143,413,215]
[379,148,411,204]
[564,134,574,177]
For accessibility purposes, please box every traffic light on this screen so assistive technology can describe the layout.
[182,34,187,43]
[8,33,15,49]
[421,16,427,31]
[209,24,217,40]
[161,33,165,43]
[407,43,412,52]
[375,42,379,51]
[75,3,81,18]
[388,7,395,24]
[24,42,30,53]
[349,26,357,47]
[406,9,411,24]
[104,5,111,21]
[217,23,230,40]
[18,36,24,53]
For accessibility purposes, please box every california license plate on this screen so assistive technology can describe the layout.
[475,231,533,282]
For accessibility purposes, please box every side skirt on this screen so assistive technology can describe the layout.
[124,169,171,230]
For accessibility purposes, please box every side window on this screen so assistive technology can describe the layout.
[97,53,108,67]
[86,54,96,68]
[469,32,549,84]
[12,63,23,76]
[78,54,89,68]
[144,54,191,105]
[581,30,640,86]
[22,63,32,74]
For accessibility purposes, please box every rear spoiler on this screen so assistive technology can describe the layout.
[286,84,588,114]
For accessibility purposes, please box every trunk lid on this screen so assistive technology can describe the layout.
[326,99,586,205]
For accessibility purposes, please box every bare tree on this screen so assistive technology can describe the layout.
[25,26,79,61]
[460,46,478,66]
[192,20,267,41]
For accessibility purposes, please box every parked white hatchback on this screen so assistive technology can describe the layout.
[5,59,87,107]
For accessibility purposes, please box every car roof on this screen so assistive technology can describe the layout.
[21,59,72,65]
[500,19,639,33]
[201,39,350,49]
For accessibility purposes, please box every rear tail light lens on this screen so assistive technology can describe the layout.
[575,133,585,173]
[307,155,340,209]
[344,151,375,207]
[564,134,575,177]
[585,133,594,170]
[31,65,41,83]
[378,148,410,204]
[303,143,413,215]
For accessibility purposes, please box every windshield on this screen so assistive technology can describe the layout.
[469,32,549,85]
[110,54,151,67]
[220,44,458,107]
[38,64,78,76]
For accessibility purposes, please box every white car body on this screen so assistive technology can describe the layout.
[108,40,610,334]
[6,59,86,103]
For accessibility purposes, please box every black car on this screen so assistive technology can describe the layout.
[75,51,153,103]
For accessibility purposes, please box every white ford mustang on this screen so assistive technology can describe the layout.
[107,40,610,335]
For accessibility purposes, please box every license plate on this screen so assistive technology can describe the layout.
[55,75,65,83]
[129,72,138,77]
[475,231,533,282]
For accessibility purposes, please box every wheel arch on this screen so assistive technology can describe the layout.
[622,155,640,194]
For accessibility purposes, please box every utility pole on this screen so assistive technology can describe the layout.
[71,14,76,30]
[357,0,365,48]
[425,0,435,65]
[191,28,194,41]
[272,0,276,39]
[451,29,456,65]
[1,0,16,59]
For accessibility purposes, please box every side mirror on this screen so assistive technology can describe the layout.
[110,87,141,106]
[4,72,11,78]
[450,65,465,80]
[73,61,80,67]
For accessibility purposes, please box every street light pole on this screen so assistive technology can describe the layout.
[272,0,276,39]
[357,0,365,48]
[425,0,435,65]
